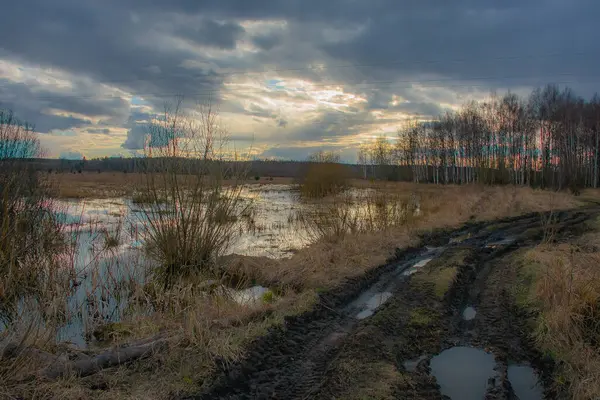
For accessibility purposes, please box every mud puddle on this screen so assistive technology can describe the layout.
[355,291,393,319]
[462,306,477,321]
[430,346,499,400]
[346,247,444,319]
[193,208,599,400]
[507,364,544,400]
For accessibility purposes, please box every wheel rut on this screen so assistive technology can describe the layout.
[187,207,599,400]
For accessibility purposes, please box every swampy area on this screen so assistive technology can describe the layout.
[194,206,600,400]
[4,171,600,400]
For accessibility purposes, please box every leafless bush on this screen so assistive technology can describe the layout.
[136,100,249,286]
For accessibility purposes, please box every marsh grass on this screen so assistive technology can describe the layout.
[297,189,417,242]
[515,241,600,399]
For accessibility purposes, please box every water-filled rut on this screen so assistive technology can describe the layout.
[188,208,597,400]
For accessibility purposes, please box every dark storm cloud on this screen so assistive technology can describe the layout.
[0,1,225,104]
[320,1,600,95]
[1,0,600,150]
[116,0,380,22]
[252,34,283,51]
[0,81,92,133]
[174,19,245,49]
[263,109,385,144]
[0,78,130,132]
[391,102,446,117]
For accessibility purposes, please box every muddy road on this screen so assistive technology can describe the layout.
[187,207,597,400]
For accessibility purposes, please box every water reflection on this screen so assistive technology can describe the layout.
[507,364,544,400]
[3,184,418,347]
[430,346,498,400]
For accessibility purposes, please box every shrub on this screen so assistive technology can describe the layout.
[299,163,350,199]
[0,109,65,323]
[136,101,249,286]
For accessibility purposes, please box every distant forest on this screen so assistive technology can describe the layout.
[19,157,335,179]
[355,84,600,191]
[7,84,600,192]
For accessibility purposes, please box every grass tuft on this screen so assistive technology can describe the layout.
[514,240,600,399]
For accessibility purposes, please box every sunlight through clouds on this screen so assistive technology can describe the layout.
[0,0,598,161]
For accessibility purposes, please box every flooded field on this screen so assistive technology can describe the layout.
[3,183,406,347]
[59,184,312,261]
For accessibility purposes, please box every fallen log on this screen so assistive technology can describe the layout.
[42,334,174,379]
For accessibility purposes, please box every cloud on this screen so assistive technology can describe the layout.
[251,33,282,51]
[121,109,153,150]
[173,18,245,49]
[0,0,599,160]
[85,128,111,134]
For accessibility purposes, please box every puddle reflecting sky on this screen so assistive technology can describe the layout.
[462,306,477,321]
[507,364,544,400]
[430,346,498,400]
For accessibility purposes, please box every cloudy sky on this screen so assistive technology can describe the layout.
[1,0,599,161]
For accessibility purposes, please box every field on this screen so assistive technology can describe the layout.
[49,171,295,198]
[3,169,600,399]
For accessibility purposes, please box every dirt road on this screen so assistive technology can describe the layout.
[187,207,596,400]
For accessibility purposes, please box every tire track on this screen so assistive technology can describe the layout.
[187,207,599,400]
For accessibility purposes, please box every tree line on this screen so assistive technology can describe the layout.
[358,84,600,191]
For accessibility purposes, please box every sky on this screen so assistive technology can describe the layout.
[1,0,599,162]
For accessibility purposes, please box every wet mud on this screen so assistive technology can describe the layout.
[185,207,598,400]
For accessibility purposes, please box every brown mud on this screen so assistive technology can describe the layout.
[186,207,597,400]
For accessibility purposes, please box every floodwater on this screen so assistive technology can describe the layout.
[429,346,499,400]
[402,257,433,276]
[485,237,516,249]
[57,184,312,261]
[507,364,544,400]
[50,185,314,346]
[4,184,415,347]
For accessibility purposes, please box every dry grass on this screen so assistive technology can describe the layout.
[331,359,406,400]
[299,163,350,198]
[515,235,600,399]
[50,172,294,199]
[248,183,580,291]
[0,179,586,399]
[1,286,318,400]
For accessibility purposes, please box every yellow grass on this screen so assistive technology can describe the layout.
[2,287,318,400]
[331,359,405,400]
[516,237,600,399]
[1,180,585,399]
[249,183,580,291]
[50,172,294,198]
